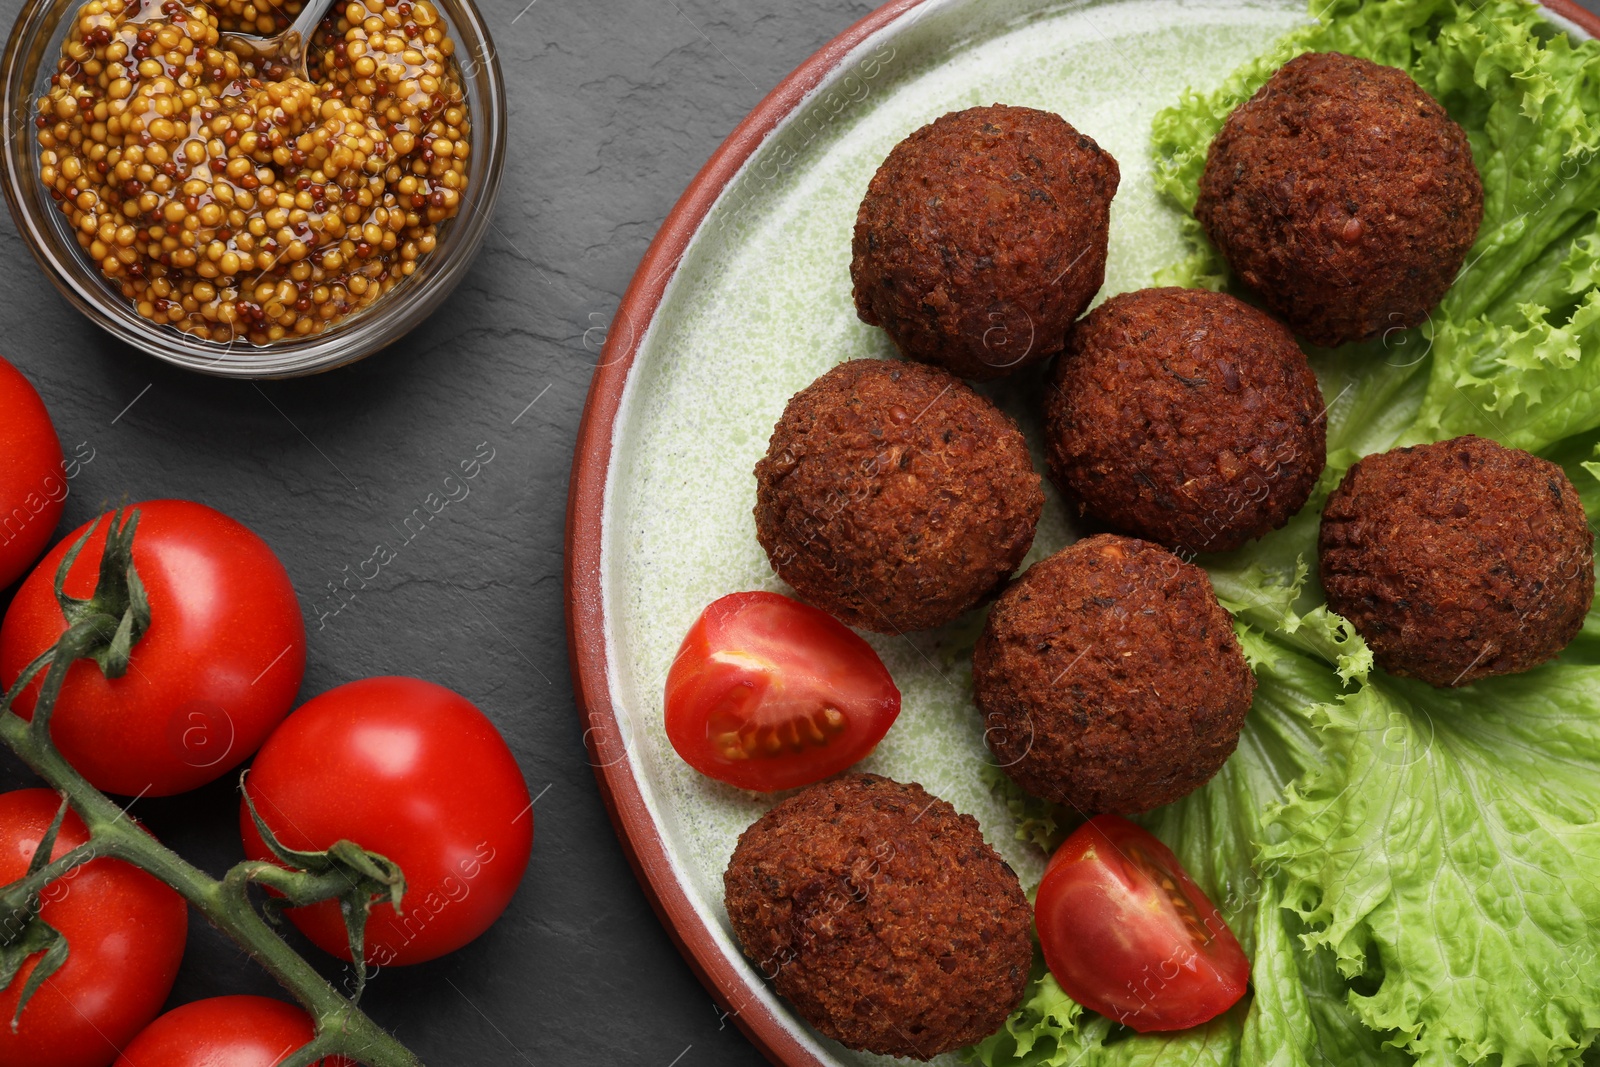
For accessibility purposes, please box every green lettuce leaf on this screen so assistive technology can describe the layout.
[1240,876,1413,1067]
[1209,548,1373,685]
[1411,253,1600,451]
[1265,668,1600,1065]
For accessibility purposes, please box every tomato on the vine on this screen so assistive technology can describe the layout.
[113,996,354,1067]
[664,591,901,792]
[241,677,533,966]
[0,500,306,797]
[0,789,187,1067]
[1034,815,1250,1032]
[0,356,65,591]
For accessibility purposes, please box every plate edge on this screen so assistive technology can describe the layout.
[563,2,928,1065]
[561,1,1600,1066]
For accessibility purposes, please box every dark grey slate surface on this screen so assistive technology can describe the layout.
[0,0,1596,1064]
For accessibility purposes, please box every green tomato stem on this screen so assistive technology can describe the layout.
[0,651,424,1067]
[226,859,366,910]
[0,841,97,911]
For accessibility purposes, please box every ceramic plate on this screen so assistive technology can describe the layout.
[564,0,1600,1064]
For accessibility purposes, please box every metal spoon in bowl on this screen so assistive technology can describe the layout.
[218,0,339,79]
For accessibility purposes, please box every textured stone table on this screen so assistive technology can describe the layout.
[0,0,1595,1064]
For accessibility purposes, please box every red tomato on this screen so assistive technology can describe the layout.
[114,996,355,1067]
[241,677,533,966]
[1035,816,1249,1032]
[0,356,65,590]
[664,591,901,792]
[0,789,187,1067]
[0,500,306,797]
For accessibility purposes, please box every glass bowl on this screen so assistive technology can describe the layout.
[0,0,506,378]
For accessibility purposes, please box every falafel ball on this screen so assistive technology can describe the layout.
[973,535,1255,814]
[1196,52,1483,348]
[754,358,1043,634]
[1319,435,1595,687]
[851,104,1120,381]
[723,773,1032,1059]
[1045,287,1327,555]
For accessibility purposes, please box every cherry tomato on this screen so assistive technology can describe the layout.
[241,677,533,966]
[1035,816,1249,1032]
[0,500,306,797]
[113,996,355,1067]
[0,356,65,591]
[664,591,901,792]
[0,789,187,1067]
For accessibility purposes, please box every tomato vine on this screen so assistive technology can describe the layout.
[0,510,424,1067]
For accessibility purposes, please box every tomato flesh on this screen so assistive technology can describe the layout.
[1035,815,1249,1032]
[0,789,188,1067]
[664,591,900,792]
[114,996,354,1067]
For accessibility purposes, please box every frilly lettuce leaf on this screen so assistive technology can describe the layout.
[978,0,1600,1065]
[1241,874,1414,1067]
[1410,252,1600,450]
[969,967,1098,1067]
[1211,551,1373,685]
[1265,669,1600,1065]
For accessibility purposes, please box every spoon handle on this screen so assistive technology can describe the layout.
[280,0,339,67]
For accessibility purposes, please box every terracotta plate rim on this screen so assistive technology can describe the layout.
[562,2,1600,1065]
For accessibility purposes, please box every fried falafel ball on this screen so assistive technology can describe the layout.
[754,359,1043,634]
[1319,435,1595,687]
[851,104,1120,381]
[1196,52,1483,348]
[723,773,1032,1060]
[973,535,1255,814]
[1045,287,1326,555]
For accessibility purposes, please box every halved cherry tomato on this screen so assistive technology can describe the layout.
[664,591,900,792]
[1035,815,1249,1032]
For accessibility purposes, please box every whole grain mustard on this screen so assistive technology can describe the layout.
[36,0,470,344]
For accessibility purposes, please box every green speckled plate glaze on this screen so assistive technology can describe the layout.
[599,0,1309,1062]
